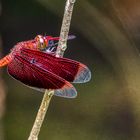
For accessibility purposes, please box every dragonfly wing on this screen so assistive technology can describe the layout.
[7,55,77,98]
[20,48,91,83]
[55,87,77,98]
[30,87,77,98]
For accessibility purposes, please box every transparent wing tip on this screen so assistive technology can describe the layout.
[68,35,76,40]
[54,86,77,98]
[74,66,91,83]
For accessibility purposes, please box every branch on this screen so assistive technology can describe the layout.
[56,0,76,57]
[28,90,54,140]
[27,0,76,140]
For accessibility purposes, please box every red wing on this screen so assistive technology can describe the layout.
[20,48,91,83]
[7,55,77,98]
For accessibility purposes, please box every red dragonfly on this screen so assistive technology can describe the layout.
[0,35,91,98]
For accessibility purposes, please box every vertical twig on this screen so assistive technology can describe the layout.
[56,0,76,57]
[28,0,76,140]
[28,90,54,140]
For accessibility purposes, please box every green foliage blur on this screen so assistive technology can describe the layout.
[1,0,140,140]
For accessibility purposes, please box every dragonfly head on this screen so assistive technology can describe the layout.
[35,35,48,51]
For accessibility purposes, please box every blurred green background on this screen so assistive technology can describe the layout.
[0,0,140,140]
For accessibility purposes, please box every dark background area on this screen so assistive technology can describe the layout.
[0,0,140,140]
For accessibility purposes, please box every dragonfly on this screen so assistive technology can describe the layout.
[0,35,91,98]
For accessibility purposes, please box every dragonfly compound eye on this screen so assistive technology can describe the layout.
[35,35,48,51]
